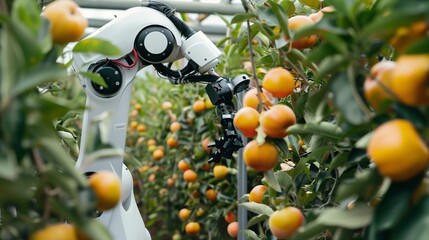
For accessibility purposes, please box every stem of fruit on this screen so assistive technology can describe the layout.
[246,19,265,112]
[281,49,317,92]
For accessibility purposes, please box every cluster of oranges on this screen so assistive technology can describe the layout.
[364,54,429,182]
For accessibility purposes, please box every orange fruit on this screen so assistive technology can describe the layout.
[170,121,181,132]
[364,60,396,111]
[196,207,205,217]
[30,223,79,240]
[136,124,146,132]
[390,54,429,106]
[227,221,239,238]
[367,119,429,181]
[148,174,156,182]
[183,169,197,182]
[262,68,295,98]
[134,103,142,111]
[224,212,237,223]
[167,178,175,187]
[42,0,88,45]
[206,189,218,201]
[242,88,273,109]
[185,222,201,236]
[88,171,121,211]
[260,104,296,139]
[147,139,156,146]
[390,21,428,52]
[201,137,211,153]
[249,185,268,203]
[269,207,304,239]
[129,120,138,129]
[205,98,215,109]
[153,149,164,160]
[193,100,206,113]
[200,162,210,171]
[233,107,260,138]
[287,15,318,49]
[213,165,228,180]
[166,137,179,148]
[179,208,191,221]
[243,140,278,171]
[178,160,190,172]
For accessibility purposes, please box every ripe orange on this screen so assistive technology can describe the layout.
[153,149,164,160]
[269,207,304,239]
[136,124,146,132]
[200,162,210,171]
[129,120,138,129]
[260,104,296,139]
[227,221,239,238]
[367,119,429,181]
[147,139,156,146]
[224,212,237,223]
[201,137,211,153]
[148,174,156,182]
[183,169,197,182]
[242,88,273,109]
[233,107,260,138]
[170,121,181,132]
[30,223,78,240]
[364,61,396,111]
[185,222,201,236]
[178,160,190,172]
[249,185,268,203]
[262,68,295,98]
[134,103,142,111]
[243,140,278,171]
[179,208,191,221]
[213,165,228,180]
[166,137,179,148]
[206,189,218,201]
[42,0,88,45]
[390,21,428,52]
[88,171,121,211]
[287,15,318,49]
[193,100,206,113]
[167,178,175,187]
[390,54,429,106]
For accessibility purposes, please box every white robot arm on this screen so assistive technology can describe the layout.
[72,2,249,239]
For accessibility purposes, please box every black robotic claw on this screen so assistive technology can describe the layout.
[204,75,250,163]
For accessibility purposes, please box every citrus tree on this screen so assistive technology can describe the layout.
[0,0,124,239]
[219,0,429,239]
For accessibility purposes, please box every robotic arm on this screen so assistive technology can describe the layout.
[72,2,248,239]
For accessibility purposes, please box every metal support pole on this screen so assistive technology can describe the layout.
[236,91,247,240]
[75,0,245,15]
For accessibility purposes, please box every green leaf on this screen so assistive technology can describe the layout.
[255,6,278,26]
[12,65,67,97]
[291,219,329,240]
[79,71,108,88]
[329,72,367,125]
[373,175,422,231]
[299,0,320,9]
[275,170,294,192]
[268,0,290,39]
[241,229,262,240]
[318,203,374,229]
[78,219,113,240]
[287,121,344,140]
[279,0,296,16]
[73,38,123,57]
[263,169,281,192]
[335,167,383,203]
[315,54,347,80]
[329,152,349,170]
[231,13,257,24]
[239,202,274,216]
[0,147,17,180]
[391,196,429,240]
[247,214,269,228]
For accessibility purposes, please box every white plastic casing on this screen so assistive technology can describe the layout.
[181,31,221,73]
